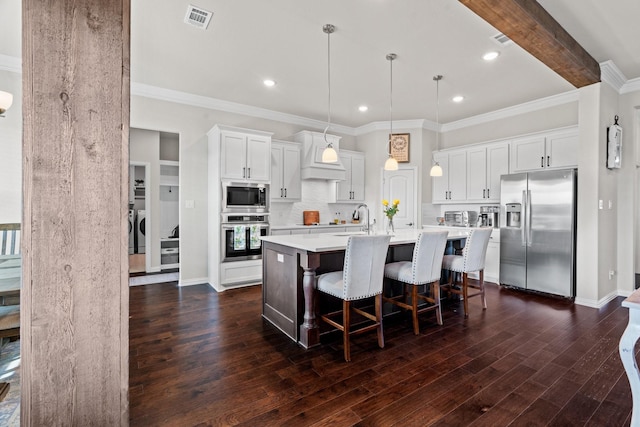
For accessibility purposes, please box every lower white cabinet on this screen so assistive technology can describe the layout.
[220,259,262,286]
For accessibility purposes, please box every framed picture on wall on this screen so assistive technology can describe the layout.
[389,133,410,162]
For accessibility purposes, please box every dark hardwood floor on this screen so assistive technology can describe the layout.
[129,281,634,426]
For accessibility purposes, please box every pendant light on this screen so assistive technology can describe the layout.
[429,75,443,177]
[321,24,338,163]
[0,90,13,117]
[384,53,399,171]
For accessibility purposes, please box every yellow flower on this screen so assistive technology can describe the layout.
[382,199,389,206]
[393,199,400,206]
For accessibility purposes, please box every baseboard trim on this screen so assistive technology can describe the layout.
[178,277,209,287]
[575,290,619,308]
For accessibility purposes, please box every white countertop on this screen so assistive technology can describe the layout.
[261,228,473,253]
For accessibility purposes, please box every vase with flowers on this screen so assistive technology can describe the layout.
[382,199,400,234]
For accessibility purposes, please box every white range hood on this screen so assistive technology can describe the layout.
[294,130,346,181]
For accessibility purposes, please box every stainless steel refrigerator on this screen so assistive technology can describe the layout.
[500,169,576,297]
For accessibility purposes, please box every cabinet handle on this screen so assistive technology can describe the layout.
[247,167,251,178]
[284,188,287,197]
[487,188,490,198]
[280,188,283,197]
[547,156,550,167]
[242,167,246,178]
[483,189,486,198]
[541,157,544,167]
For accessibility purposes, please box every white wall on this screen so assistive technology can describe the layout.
[0,69,22,224]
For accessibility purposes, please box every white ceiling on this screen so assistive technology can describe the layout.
[2,1,639,128]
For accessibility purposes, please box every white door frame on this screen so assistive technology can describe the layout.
[130,161,151,272]
[380,165,418,229]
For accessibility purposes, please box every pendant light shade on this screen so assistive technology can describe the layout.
[384,53,398,171]
[321,24,337,163]
[430,75,443,177]
[0,90,13,116]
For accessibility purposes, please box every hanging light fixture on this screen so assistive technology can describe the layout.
[321,24,338,163]
[384,53,399,171]
[430,75,443,177]
[0,90,13,117]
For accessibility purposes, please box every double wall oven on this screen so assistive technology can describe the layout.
[220,182,270,262]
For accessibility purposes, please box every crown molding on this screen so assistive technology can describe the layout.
[622,77,640,95]
[442,90,579,132]
[131,82,356,136]
[0,54,21,73]
[354,119,432,136]
[600,60,627,92]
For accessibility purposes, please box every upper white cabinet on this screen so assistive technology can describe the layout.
[271,140,301,202]
[219,128,271,182]
[432,150,467,203]
[336,150,365,202]
[510,127,578,173]
[466,142,509,203]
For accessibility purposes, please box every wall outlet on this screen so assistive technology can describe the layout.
[185,200,195,209]
[598,199,603,209]
[609,270,615,280]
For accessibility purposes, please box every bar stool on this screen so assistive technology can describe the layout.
[441,228,492,317]
[316,235,391,362]
[383,231,448,334]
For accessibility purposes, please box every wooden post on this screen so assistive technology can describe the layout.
[22,0,130,424]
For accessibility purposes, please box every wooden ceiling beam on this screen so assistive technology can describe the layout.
[459,0,600,88]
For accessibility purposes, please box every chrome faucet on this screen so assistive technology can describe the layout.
[356,203,370,235]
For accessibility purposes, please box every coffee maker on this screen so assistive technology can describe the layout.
[479,206,500,228]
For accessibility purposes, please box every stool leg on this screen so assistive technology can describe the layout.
[411,285,419,335]
[343,300,351,362]
[375,294,384,349]
[462,273,469,318]
[480,270,487,309]
[434,280,443,326]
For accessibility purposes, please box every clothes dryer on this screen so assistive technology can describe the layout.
[137,210,146,253]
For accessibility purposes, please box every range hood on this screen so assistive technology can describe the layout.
[294,130,346,181]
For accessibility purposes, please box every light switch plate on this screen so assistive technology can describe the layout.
[186,200,195,209]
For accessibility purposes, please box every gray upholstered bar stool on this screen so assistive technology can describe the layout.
[383,231,448,334]
[441,227,492,317]
[316,235,391,362]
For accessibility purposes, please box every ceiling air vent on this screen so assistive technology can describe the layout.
[491,32,514,46]
[184,4,213,30]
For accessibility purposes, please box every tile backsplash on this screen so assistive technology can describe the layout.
[270,180,363,226]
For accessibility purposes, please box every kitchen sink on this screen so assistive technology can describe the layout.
[333,232,367,236]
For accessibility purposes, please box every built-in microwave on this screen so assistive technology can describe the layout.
[222,182,269,213]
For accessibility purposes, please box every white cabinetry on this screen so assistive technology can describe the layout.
[510,127,578,173]
[271,140,301,202]
[219,128,271,182]
[336,150,365,202]
[432,150,467,203]
[466,142,509,203]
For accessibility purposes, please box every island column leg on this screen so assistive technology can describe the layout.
[620,307,640,426]
[299,252,320,349]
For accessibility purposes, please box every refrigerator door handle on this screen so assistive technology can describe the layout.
[521,190,527,246]
[527,190,533,246]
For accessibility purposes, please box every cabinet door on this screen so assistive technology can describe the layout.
[432,152,450,203]
[220,132,248,180]
[282,144,301,200]
[466,147,488,202]
[484,241,500,283]
[246,135,271,182]
[448,151,467,201]
[336,154,353,201]
[546,130,578,170]
[349,154,365,202]
[270,146,284,200]
[510,135,545,172]
[486,143,509,202]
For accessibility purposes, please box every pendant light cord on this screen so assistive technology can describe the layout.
[433,75,442,156]
[323,24,335,144]
[387,53,397,156]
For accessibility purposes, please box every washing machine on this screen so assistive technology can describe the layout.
[128,209,135,254]
[137,210,146,253]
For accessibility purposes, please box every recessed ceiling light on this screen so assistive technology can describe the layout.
[263,79,276,87]
[452,95,464,103]
[483,51,500,61]
[358,105,368,112]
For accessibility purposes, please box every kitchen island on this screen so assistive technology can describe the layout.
[261,228,471,348]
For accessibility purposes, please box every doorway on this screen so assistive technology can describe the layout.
[382,166,418,230]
